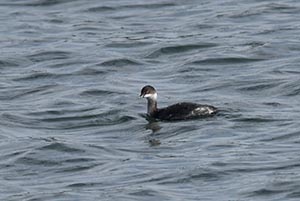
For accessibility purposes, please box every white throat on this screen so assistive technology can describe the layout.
[144,92,157,100]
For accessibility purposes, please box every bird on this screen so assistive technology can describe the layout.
[140,85,218,121]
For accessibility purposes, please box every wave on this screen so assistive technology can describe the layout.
[146,43,217,58]
[27,51,72,62]
[0,85,57,100]
[0,0,75,7]
[188,57,265,65]
[99,58,142,67]
[87,3,176,12]
[1,109,136,130]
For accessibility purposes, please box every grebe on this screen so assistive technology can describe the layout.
[140,85,218,121]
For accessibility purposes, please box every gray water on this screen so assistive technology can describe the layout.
[1,0,300,200]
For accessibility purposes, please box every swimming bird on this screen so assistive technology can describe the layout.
[140,85,218,121]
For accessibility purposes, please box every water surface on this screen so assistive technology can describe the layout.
[1,0,300,200]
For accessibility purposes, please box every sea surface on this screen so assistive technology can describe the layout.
[1,0,300,200]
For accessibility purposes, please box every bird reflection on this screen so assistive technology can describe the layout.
[145,121,161,133]
[145,121,161,146]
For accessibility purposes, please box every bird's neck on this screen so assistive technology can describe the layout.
[147,98,157,116]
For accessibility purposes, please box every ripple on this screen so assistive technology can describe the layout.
[28,107,95,117]
[27,51,72,62]
[87,6,116,12]
[261,130,300,142]
[129,189,160,197]
[262,3,297,13]
[38,142,85,153]
[158,167,227,185]
[13,71,66,81]
[238,82,281,91]
[80,89,118,97]
[0,59,19,67]
[1,108,136,130]
[228,3,297,18]
[87,2,176,12]
[0,85,57,100]
[281,80,300,96]
[287,191,300,198]
[1,113,40,128]
[74,67,107,75]
[188,57,265,65]
[146,43,217,58]
[55,163,98,173]
[105,41,152,48]
[247,188,286,197]
[15,155,61,166]
[215,161,300,174]
[49,112,131,129]
[232,116,281,123]
[99,58,141,67]
[0,0,75,7]
[262,102,282,107]
[119,2,176,9]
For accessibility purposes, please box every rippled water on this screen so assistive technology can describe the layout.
[1,0,300,200]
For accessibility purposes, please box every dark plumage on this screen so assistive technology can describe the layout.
[140,85,217,121]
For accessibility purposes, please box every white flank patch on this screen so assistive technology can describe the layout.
[194,107,202,112]
[207,107,214,114]
[194,107,214,114]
